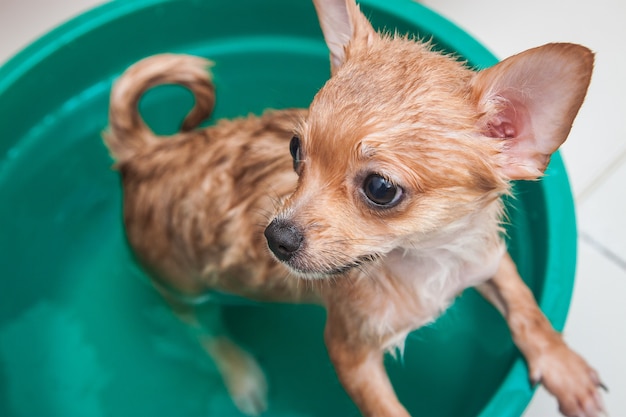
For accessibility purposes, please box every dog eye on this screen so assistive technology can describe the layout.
[289,135,301,171]
[363,174,403,207]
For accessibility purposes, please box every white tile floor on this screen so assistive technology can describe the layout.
[0,1,623,416]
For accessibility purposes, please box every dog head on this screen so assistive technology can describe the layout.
[265,0,593,278]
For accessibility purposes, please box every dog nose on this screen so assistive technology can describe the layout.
[264,219,303,262]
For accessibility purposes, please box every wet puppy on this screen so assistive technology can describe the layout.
[104,0,603,416]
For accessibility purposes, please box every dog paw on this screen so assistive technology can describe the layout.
[529,343,606,417]
[203,337,269,416]
[224,353,268,416]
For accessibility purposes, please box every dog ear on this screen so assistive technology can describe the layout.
[472,43,594,180]
[313,0,377,73]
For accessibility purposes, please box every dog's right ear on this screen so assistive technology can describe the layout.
[313,0,377,74]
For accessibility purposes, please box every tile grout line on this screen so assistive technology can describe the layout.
[576,147,626,204]
[579,231,626,272]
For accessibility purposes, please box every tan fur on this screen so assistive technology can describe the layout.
[103,1,603,416]
[477,254,606,417]
[115,105,310,300]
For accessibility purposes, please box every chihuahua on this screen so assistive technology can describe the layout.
[103,0,603,416]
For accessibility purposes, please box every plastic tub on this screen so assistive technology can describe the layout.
[0,0,577,416]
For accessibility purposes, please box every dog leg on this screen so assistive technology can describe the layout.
[477,252,605,417]
[325,317,410,417]
[163,294,268,416]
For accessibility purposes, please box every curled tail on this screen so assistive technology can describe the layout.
[104,54,215,162]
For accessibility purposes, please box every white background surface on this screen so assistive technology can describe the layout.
[1,0,624,416]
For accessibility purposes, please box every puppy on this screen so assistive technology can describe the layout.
[103,0,604,416]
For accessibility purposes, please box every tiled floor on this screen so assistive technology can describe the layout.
[1,1,623,416]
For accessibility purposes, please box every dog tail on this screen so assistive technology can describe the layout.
[104,54,215,162]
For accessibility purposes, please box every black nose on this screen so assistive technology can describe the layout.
[264,219,304,262]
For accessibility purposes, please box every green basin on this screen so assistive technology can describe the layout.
[0,0,577,416]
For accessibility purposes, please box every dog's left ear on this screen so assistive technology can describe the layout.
[313,0,377,74]
[472,43,594,180]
